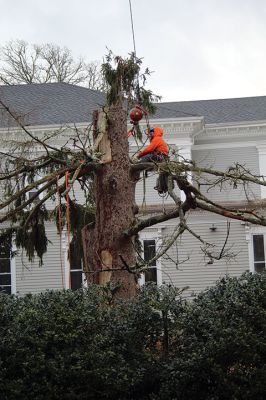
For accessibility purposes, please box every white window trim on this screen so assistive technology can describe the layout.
[0,237,16,295]
[11,240,16,294]
[256,143,266,199]
[62,231,69,289]
[63,231,87,290]
[245,224,266,273]
[25,172,44,209]
[139,228,163,285]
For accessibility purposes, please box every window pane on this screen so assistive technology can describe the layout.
[144,240,156,266]
[0,275,11,285]
[0,245,10,258]
[145,267,157,283]
[253,235,265,262]
[28,191,39,200]
[255,263,265,273]
[69,243,82,270]
[70,271,82,290]
[0,259,11,273]
[0,286,11,295]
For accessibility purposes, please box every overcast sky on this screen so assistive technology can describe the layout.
[1,0,266,101]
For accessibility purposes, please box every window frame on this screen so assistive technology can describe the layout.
[63,231,87,290]
[139,229,163,286]
[247,225,266,273]
[0,237,16,295]
[252,234,266,273]
[25,172,44,210]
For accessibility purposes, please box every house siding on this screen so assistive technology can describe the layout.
[160,211,250,297]
[135,173,176,206]
[15,224,66,295]
[192,146,260,202]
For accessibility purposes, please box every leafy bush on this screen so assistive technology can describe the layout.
[0,273,265,400]
[159,272,266,400]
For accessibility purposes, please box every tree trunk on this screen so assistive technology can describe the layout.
[82,105,138,298]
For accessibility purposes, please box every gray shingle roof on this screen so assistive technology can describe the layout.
[155,97,266,124]
[0,83,106,128]
[0,82,266,128]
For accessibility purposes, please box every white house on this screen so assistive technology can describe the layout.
[0,83,266,297]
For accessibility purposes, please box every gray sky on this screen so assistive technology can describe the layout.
[1,0,266,101]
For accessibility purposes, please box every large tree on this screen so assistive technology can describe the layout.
[1,53,266,298]
[0,39,105,90]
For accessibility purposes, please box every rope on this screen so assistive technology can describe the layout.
[56,176,65,289]
[128,0,142,103]
[65,171,71,289]
[129,0,137,55]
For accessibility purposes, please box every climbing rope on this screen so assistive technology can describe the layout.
[128,0,137,56]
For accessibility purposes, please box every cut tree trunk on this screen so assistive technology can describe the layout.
[82,105,139,298]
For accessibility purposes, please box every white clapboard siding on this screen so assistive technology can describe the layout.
[192,146,260,202]
[159,212,249,297]
[15,224,65,295]
[135,173,175,206]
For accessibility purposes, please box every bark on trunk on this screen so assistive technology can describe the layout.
[82,105,138,298]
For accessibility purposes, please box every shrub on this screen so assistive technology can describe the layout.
[159,272,266,400]
[0,286,164,399]
[0,273,265,400]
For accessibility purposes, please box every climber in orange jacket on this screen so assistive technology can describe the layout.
[137,127,169,162]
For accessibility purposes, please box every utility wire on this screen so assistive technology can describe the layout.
[128,1,198,118]
[128,0,141,103]
[129,0,137,55]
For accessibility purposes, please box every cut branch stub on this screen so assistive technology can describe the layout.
[99,250,112,285]
[93,108,112,163]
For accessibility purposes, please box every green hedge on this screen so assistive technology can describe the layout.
[0,273,265,400]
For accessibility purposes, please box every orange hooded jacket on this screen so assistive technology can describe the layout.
[138,127,169,158]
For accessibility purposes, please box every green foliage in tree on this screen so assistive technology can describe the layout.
[0,273,265,399]
[102,51,161,114]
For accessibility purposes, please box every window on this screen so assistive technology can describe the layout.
[0,241,12,294]
[143,239,157,284]
[25,173,43,209]
[253,234,265,273]
[69,242,84,290]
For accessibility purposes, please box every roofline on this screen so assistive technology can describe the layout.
[160,94,266,104]
[2,117,266,133]
[140,116,204,125]
[0,81,104,94]
[0,121,92,133]
[0,116,205,132]
[206,119,266,129]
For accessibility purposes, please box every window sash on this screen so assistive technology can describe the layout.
[0,241,12,294]
[0,286,11,295]
[143,240,156,266]
[253,234,266,273]
[0,258,11,273]
[143,239,157,284]
[70,270,83,291]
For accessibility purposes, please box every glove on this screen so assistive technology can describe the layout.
[131,153,139,162]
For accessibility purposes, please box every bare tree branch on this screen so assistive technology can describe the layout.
[0,40,106,90]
